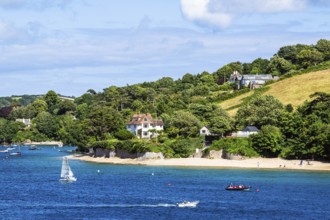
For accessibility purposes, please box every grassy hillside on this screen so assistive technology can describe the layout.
[219,69,330,116]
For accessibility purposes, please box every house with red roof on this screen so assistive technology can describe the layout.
[126,113,164,139]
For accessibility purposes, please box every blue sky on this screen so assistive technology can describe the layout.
[0,0,329,97]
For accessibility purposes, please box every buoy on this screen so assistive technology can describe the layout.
[151,173,154,176]
[97,170,100,173]
[167,183,171,186]
[256,189,260,192]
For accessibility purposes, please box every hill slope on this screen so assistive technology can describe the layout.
[219,69,330,116]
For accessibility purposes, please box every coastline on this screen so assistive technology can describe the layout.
[68,155,330,171]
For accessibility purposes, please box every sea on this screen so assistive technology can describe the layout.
[1,146,330,220]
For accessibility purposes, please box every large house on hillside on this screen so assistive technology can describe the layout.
[126,113,164,139]
[230,71,278,89]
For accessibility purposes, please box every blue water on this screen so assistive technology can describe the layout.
[1,146,330,220]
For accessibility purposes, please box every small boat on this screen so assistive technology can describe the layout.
[9,146,21,156]
[59,156,77,183]
[9,152,21,156]
[176,201,199,208]
[28,145,41,150]
[225,184,251,191]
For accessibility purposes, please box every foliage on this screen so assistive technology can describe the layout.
[167,110,203,138]
[169,137,203,158]
[235,95,284,128]
[116,140,151,154]
[209,137,258,157]
[114,129,135,140]
[89,140,117,150]
[0,39,329,160]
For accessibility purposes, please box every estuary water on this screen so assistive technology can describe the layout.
[0,146,330,220]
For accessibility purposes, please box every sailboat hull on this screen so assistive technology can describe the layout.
[59,177,77,183]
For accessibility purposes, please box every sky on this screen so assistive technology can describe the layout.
[0,0,329,97]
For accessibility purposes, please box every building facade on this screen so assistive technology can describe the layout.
[126,113,164,139]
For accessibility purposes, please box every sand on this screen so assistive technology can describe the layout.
[68,154,330,171]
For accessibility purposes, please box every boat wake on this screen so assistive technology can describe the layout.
[14,203,178,208]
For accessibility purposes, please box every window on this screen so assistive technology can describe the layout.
[144,124,148,128]
[143,131,148,136]
[202,130,206,133]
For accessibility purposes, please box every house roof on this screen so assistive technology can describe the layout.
[127,113,163,126]
[242,126,260,132]
[242,74,273,80]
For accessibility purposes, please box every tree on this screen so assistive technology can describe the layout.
[277,44,312,64]
[83,105,124,140]
[250,58,270,74]
[57,100,76,115]
[297,49,323,68]
[215,62,243,84]
[266,55,294,75]
[114,129,135,140]
[167,110,203,138]
[298,92,330,123]
[208,116,233,136]
[235,95,284,128]
[170,138,203,158]
[251,125,284,157]
[44,90,60,113]
[57,115,84,146]
[155,77,175,89]
[33,111,60,140]
[315,39,330,60]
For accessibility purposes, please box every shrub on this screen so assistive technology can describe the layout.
[114,129,135,140]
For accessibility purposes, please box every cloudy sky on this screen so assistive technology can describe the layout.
[0,0,329,97]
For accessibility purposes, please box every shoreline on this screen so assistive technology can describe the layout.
[68,155,330,171]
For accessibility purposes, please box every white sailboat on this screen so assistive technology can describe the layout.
[9,145,21,156]
[59,156,77,183]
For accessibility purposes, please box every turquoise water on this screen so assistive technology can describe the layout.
[1,146,330,220]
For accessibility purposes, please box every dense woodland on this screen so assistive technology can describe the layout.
[1,39,329,160]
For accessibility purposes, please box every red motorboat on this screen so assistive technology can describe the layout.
[225,184,251,191]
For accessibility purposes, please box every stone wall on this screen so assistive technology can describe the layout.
[203,149,243,160]
[91,148,164,160]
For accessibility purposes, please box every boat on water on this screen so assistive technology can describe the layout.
[28,145,41,150]
[59,156,77,183]
[176,201,199,208]
[225,184,251,191]
[9,146,21,156]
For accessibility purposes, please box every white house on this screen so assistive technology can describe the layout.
[234,126,260,137]
[15,118,31,127]
[200,126,211,136]
[126,113,164,139]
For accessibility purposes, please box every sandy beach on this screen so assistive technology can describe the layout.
[68,154,330,171]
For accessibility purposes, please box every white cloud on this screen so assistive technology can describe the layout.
[180,0,307,29]
[180,0,232,29]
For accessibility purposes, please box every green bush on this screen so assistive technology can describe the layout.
[169,137,203,158]
[209,137,259,157]
[88,140,117,150]
[114,129,135,140]
[116,140,151,154]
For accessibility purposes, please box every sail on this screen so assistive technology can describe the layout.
[60,157,70,178]
[68,166,74,177]
[60,156,76,182]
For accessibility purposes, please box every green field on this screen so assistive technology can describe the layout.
[219,69,330,116]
